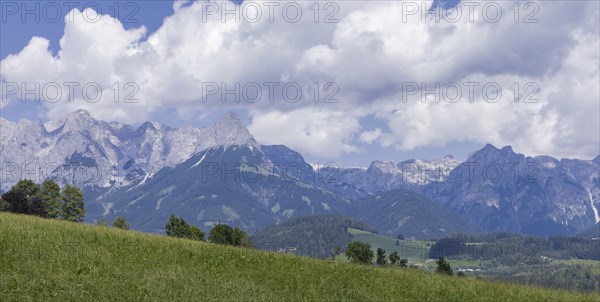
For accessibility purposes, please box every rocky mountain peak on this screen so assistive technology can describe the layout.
[45,108,100,133]
[367,160,397,174]
[207,111,259,149]
[467,144,520,162]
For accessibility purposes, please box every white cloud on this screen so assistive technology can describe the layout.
[1,0,598,159]
[248,108,360,158]
[359,128,383,145]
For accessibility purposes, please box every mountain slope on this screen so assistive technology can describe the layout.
[1,213,595,301]
[92,146,353,233]
[578,222,600,238]
[250,215,373,258]
[359,188,478,239]
[422,144,600,235]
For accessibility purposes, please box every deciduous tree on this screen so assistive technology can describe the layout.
[345,241,374,264]
[40,179,62,218]
[61,185,85,222]
[165,214,205,241]
[389,251,400,265]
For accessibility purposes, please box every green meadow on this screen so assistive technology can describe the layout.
[1,213,598,301]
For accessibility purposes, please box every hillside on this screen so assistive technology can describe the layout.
[250,215,373,258]
[359,188,478,239]
[93,146,353,233]
[579,222,600,238]
[345,228,433,264]
[1,213,598,301]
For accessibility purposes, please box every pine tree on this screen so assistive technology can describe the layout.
[376,248,387,266]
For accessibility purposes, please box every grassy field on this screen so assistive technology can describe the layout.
[346,227,433,263]
[551,259,600,266]
[1,213,599,301]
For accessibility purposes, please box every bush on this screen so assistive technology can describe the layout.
[112,216,130,230]
[436,257,453,276]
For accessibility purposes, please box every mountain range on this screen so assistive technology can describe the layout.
[1,110,598,238]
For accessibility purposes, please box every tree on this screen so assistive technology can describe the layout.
[231,226,252,247]
[208,223,252,247]
[2,189,30,214]
[399,259,409,267]
[2,179,44,216]
[376,248,387,265]
[0,197,8,211]
[208,223,233,244]
[13,179,41,198]
[436,257,453,276]
[112,216,130,230]
[345,241,374,264]
[29,197,48,218]
[189,225,206,241]
[40,179,62,218]
[165,214,205,241]
[397,233,405,240]
[61,185,85,222]
[389,251,400,265]
[1,187,49,217]
[97,219,107,226]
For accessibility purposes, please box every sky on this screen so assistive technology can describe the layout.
[1,0,599,167]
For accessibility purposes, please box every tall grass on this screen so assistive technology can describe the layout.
[1,213,598,301]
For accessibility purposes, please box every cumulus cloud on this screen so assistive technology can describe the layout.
[1,0,598,159]
[359,128,383,145]
[248,108,361,158]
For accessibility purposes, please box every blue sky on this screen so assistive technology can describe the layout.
[1,0,598,166]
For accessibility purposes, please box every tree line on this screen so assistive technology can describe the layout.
[428,233,600,264]
[0,179,85,222]
[344,240,456,276]
[165,214,252,248]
